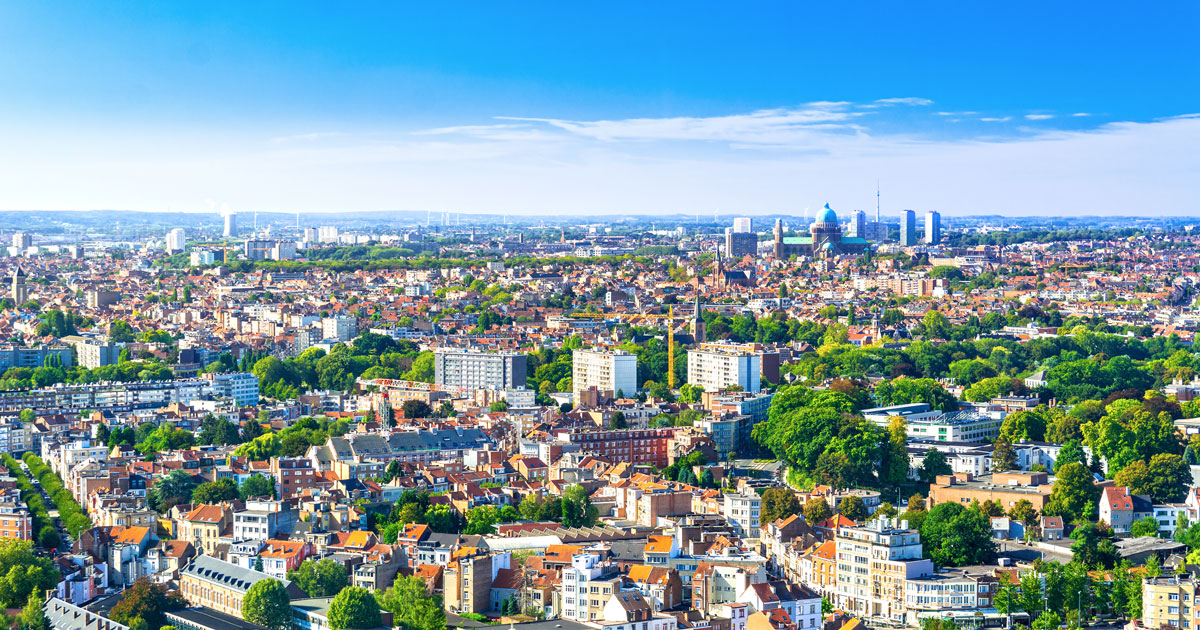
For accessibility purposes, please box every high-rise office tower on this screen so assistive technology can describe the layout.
[223,213,237,238]
[732,217,752,233]
[11,233,31,251]
[724,227,758,258]
[11,268,27,304]
[900,210,917,246]
[851,210,867,238]
[925,210,942,244]
[165,228,186,253]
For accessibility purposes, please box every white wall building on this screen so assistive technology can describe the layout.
[687,345,761,394]
[572,349,638,403]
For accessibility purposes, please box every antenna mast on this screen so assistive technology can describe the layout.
[876,180,881,223]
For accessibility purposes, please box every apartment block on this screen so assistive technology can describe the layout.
[434,349,527,390]
[1144,574,1200,630]
[688,345,761,394]
[834,517,934,623]
[572,348,639,404]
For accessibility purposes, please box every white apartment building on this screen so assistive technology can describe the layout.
[190,250,216,266]
[572,349,638,403]
[204,372,260,407]
[722,492,762,539]
[165,229,186,253]
[321,316,357,342]
[834,518,934,623]
[687,345,761,394]
[317,226,339,243]
[43,440,109,478]
[925,210,941,244]
[434,349,527,390]
[562,551,622,622]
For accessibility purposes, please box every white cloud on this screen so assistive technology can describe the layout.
[498,103,869,146]
[874,97,934,106]
[936,111,978,116]
[1025,114,1055,120]
[0,102,1196,217]
[980,117,1012,122]
[1071,112,1092,117]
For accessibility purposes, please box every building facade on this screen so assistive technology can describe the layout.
[688,345,762,394]
[834,518,934,623]
[434,349,527,390]
[572,349,639,404]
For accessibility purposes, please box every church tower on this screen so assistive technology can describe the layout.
[773,219,783,259]
[11,267,27,305]
[690,294,706,344]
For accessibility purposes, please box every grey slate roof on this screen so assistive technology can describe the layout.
[385,428,491,453]
[181,554,308,598]
[45,598,129,630]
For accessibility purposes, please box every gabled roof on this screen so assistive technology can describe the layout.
[181,554,302,596]
[183,504,226,524]
[111,525,150,545]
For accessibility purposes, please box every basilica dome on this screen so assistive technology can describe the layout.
[816,203,838,224]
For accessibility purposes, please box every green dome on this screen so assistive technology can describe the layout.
[816,203,837,224]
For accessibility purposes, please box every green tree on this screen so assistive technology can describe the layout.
[839,496,868,522]
[1018,570,1045,618]
[197,415,242,446]
[108,577,187,630]
[1055,440,1088,473]
[804,498,833,523]
[1044,462,1100,522]
[562,485,598,528]
[242,579,293,630]
[401,400,432,419]
[918,449,952,483]
[328,586,381,630]
[192,478,239,504]
[15,593,47,630]
[37,525,61,550]
[1000,409,1048,442]
[463,506,500,535]
[1130,516,1159,538]
[610,411,627,429]
[876,378,958,413]
[1069,522,1118,568]
[109,320,136,342]
[760,488,801,525]
[287,558,349,598]
[992,438,1017,473]
[376,576,445,630]
[919,503,997,567]
[1008,500,1038,528]
[923,311,951,340]
[1114,453,1191,503]
[148,469,199,513]
[242,417,267,441]
[240,474,277,500]
[883,417,910,485]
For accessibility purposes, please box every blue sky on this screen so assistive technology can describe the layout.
[0,2,1197,216]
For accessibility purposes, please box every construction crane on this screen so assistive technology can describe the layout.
[568,306,686,389]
